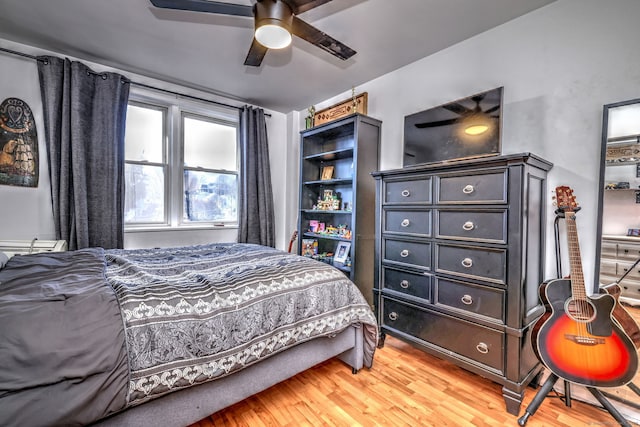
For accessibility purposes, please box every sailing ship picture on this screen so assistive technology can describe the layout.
[0,97,38,187]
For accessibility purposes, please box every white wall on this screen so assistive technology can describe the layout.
[0,51,54,240]
[292,0,640,287]
[0,40,291,250]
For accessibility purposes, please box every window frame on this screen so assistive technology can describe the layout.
[124,88,240,232]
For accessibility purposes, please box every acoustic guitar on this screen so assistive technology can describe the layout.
[288,230,298,253]
[532,186,638,387]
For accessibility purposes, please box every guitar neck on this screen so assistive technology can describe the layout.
[565,210,587,300]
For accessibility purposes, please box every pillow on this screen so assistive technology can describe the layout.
[0,251,9,269]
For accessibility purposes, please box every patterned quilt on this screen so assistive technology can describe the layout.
[104,243,378,407]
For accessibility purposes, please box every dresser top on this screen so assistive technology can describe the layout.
[372,152,553,178]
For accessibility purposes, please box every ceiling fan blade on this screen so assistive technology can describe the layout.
[484,105,501,114]
[291,16,355,61]
[244,38,269,67]
[415,118,459,129]
[442,103,473,116]
[149,0,253,17]
[281,0,333,15]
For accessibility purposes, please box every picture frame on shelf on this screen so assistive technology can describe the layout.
[321,166,335,180]
[334,241,351,264]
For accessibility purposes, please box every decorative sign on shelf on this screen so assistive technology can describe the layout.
[313,92,368,127]
[606,143,640,163]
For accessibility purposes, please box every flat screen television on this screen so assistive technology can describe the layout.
[403,87,503,166]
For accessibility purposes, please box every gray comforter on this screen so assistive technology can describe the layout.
[0,243,377,427]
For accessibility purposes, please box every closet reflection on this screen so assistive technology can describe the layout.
[597,98,640,305]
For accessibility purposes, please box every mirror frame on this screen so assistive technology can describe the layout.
[594,97,640,293]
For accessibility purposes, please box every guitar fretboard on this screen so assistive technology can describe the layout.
[565,210,587,302]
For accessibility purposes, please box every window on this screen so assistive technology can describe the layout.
[124,90,239,229]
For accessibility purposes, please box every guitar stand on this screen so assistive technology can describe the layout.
[518,210,638,426]
[518,373,639,426]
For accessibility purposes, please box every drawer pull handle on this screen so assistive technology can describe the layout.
[401,219,411,227]
[389,312,398,321]
[476,342,489,354]
[400,249,410,258]
[401,189,411,197]
[461,257,473,268]
[461,294,473,305]
[462,184,475,194]
[462,221,475,231]
[400,280,410,289]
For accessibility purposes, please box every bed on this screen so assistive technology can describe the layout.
[0,243,377,427]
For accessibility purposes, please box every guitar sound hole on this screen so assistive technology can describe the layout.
[565,298,596,323]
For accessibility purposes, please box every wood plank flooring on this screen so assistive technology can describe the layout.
[190,306,640,427]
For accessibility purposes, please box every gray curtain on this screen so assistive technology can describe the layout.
[237,106,275,247]
[37,56,130,250]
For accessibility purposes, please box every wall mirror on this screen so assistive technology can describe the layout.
[593,98,640,418]
[596,97,640,304]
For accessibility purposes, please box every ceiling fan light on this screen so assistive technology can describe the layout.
[255,22,292,49]
[464,124,490,135]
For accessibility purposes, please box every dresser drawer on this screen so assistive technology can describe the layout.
[435,244,507,284]
[384,176,432,204]
[436,209,507,244]
[384,209,431,236]
[618,261,640,281]
[382,298,504,373]
[437,170,507,204]
[600,260,617,277]
[600,241,617,258]
[617,243,640,262]
[381,267,431,303]
[383,238,431,270]
[435,277,505,322]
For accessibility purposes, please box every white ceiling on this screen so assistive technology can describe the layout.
[0,0,556,113]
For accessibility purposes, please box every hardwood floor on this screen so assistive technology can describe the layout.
[190,306,640,427]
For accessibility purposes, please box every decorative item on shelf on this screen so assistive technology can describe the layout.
[605,181,632,189]
[334,241,351,264]
[305,105,316,129]
[301,239,318,256]
[325,225,338,235]
[320,165,334,180]
[342,201,351,211]
[344,257,352,267]
[313,92,368,126]
[317,222,325,232]
[606,143,640,163]
[309,220,319,232]
[313,252,333,265]
[316,189,341,211]
[627,228,640,236]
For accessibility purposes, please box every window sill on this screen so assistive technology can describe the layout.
[125,224,238,233]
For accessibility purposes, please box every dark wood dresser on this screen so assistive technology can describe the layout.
[372,153,553,415]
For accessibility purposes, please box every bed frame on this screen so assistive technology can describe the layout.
[93,324,365,427]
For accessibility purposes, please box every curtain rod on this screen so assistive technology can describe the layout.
[0,46,270,116]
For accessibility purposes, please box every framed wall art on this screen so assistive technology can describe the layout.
[0,97,38,187]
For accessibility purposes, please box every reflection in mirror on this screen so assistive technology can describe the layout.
[597,98,640,302]
[593,97,640,420]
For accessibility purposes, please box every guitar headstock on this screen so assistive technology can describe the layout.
[554,185,579,213]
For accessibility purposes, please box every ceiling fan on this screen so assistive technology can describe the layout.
[149,0,356,67]
[415,93,501,134]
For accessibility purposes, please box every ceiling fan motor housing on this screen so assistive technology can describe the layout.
[255,0,294,33]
